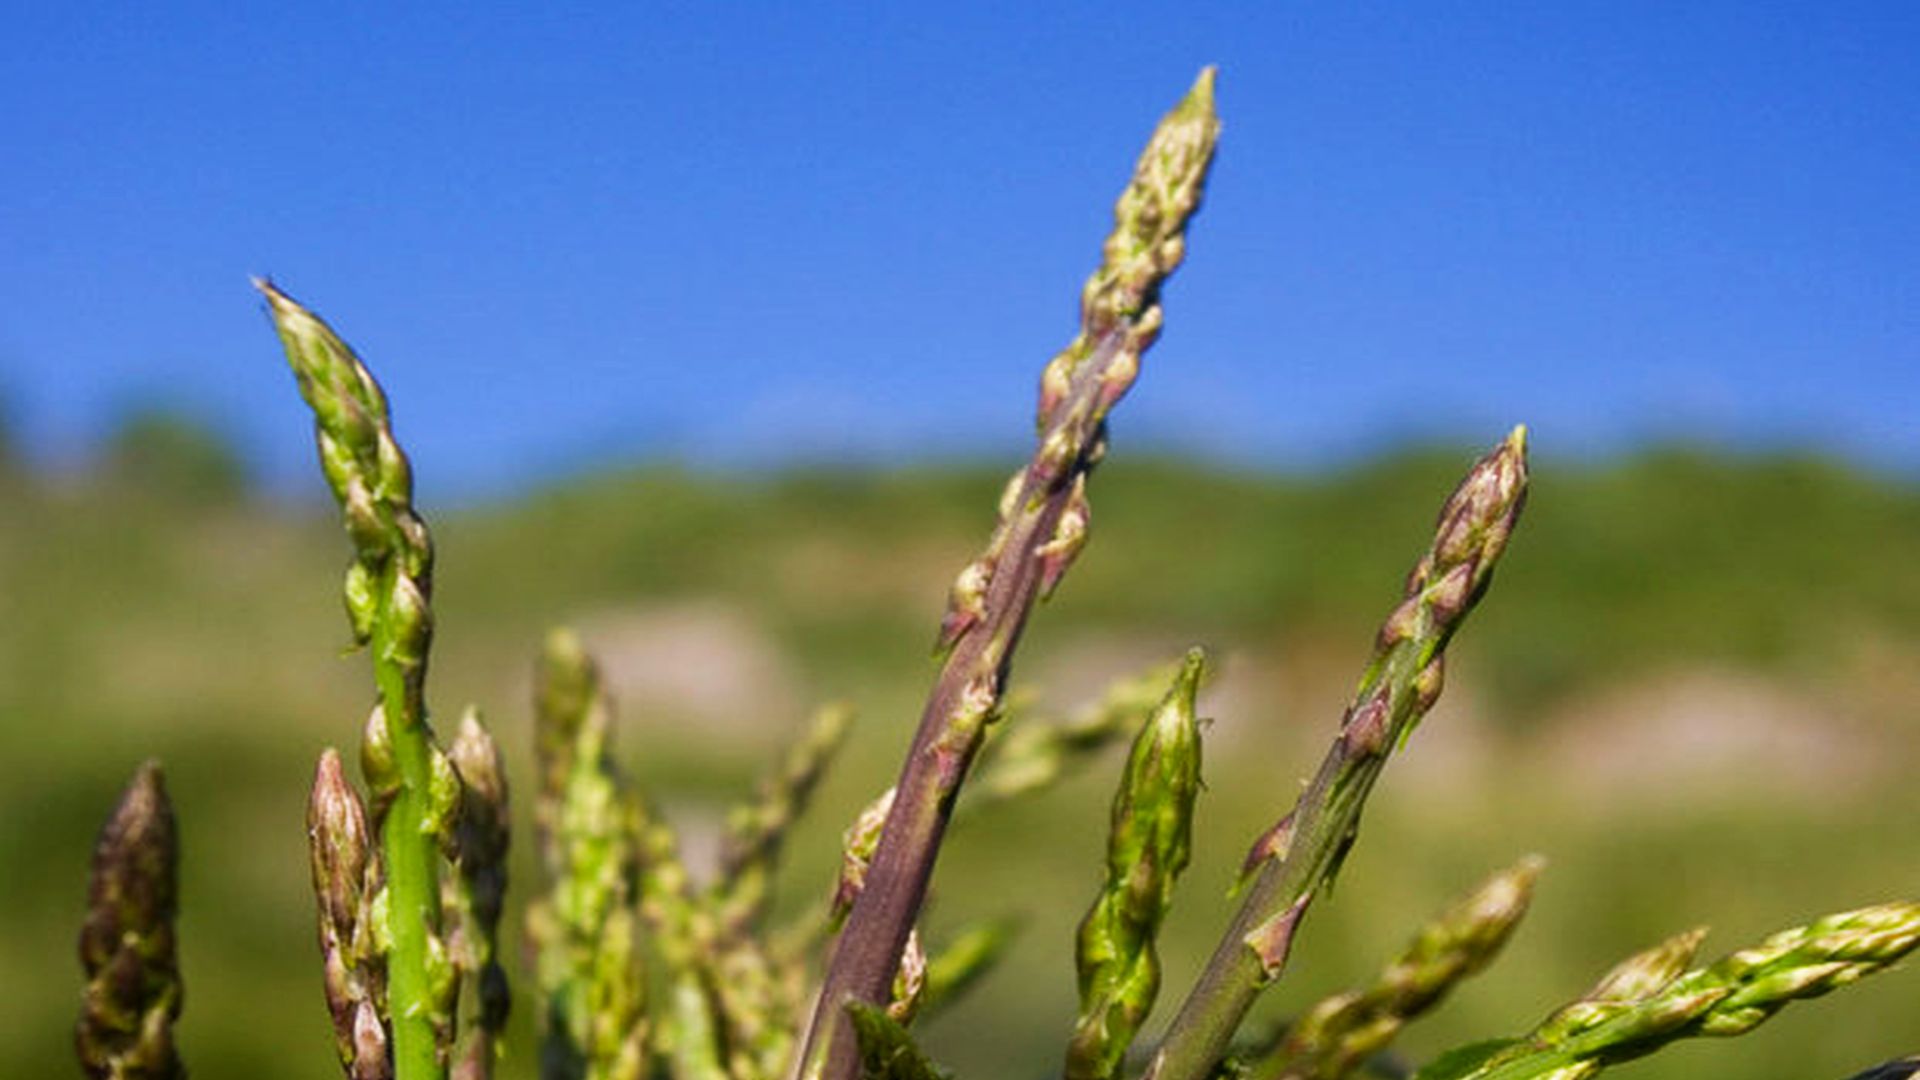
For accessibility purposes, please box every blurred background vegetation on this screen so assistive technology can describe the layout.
[2,412,1916,1078]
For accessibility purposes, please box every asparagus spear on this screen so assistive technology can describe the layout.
[1146,428,1530,1080]
[310,749,393,1080]
[527,629,647,1080]
[446,711,511,1080]
[1066,650,1208,1080]
[261,280,461,1079]
[1411,901,1920,1080]
[1249,857,1544,1080]
[76,761,185,1080]
[798,68,1220,1080]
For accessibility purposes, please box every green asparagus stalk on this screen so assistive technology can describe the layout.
[1066,650,1208,1080]
[799,68,1220,1080]
[846,1003,954,1080]
[1411,901,1920,1080]
[76,761,185,1080]
[715,702,855,936]
[630,812,729,1080]
[527,628,647,1080]
[1146,428,1530,1080]
[261,280,460,1079]
[972,656,1192,806]
[310,748,393,1080]
[1250,857,1544,1080]
[446,710,510,1080]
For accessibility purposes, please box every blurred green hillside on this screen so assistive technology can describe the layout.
[3,444,1917,1079]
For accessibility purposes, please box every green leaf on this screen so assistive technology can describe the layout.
[846,1002,953,1080]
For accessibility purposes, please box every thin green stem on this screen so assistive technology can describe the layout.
[263,281,458,1080]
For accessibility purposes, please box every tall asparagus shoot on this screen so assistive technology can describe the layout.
[798,66,1221,1080]
[1250,856,1544,1080]
[76,761,184,1080]
[1146,428,1530,1080]
[1412,901,1920,1080]
[528,628,647,1080]
[1066,649,1208,1080]
[262,280,461,1080]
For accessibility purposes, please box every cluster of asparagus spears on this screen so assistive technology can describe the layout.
[74,68,1917,1080]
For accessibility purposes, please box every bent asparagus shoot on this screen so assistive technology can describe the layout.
[1250,856,1544,1080]
[1411,901,1920,1080]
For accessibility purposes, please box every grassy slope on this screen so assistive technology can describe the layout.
[2,447,1916,1079]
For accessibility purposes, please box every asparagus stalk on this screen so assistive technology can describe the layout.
[1411,901,1920,1080]
[261,280,461,1079]
[1066,650,1208,1080]
[631,813,730,1080]
[75,761,185,1080]
[798,68,1220,1080]
[527,629,647,1080]
[446,711,511,1080]
[1146,428,1530,1080]
[310,749,393,1080]
[1249,857,1544,1080]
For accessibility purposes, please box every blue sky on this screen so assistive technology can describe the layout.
[3,4,1916,498]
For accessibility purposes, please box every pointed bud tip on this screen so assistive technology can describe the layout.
[104,761,173,852]
[543,625,586,665]
[1185,66,1218,112]
[1509,853,1548,886]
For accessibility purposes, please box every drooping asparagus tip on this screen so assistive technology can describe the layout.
[77,760,184,1080]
